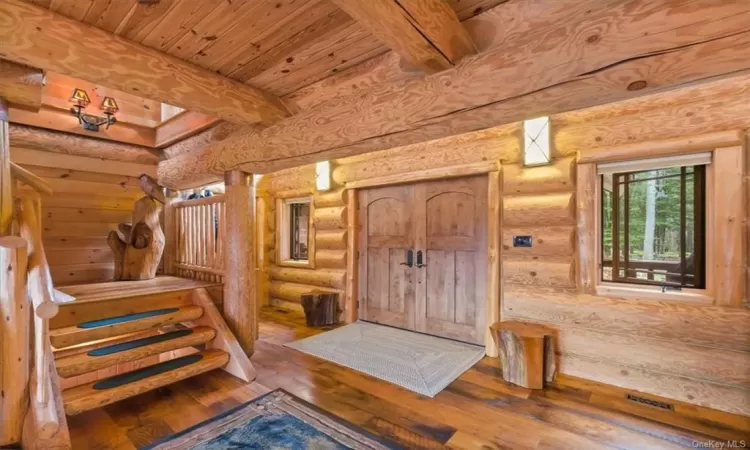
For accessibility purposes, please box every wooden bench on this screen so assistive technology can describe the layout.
[490,321,557,389]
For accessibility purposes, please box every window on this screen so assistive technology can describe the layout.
[599,155,708,289]
[279,197,311,263]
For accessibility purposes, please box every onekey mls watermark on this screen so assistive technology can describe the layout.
[692,441,747,449]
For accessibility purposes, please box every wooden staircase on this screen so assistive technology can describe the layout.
[50,277,255,417]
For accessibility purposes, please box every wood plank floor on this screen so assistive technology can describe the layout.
[68,307,745,449]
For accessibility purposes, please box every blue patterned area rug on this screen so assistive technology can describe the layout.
[144,389,398,449]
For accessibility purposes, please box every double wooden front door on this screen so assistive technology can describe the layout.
[357,176,488,345]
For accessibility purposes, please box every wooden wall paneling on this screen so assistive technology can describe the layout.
[486,170,501,357]
[503,157,576,194]
[0,0,290,125]
[577,130,744,164]
[315,229,347,250]
[11,148,157,178]
[344,189,358,322]
[313,205,347,230]
[712,146,745,307]
[0,59,44,110]
[503,192,576,228]
[502,226,575,258]
[503,256,575,289]
[576,163,597,294]
[158,0,750,188]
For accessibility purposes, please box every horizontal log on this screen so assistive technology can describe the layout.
[503,192,575,228]
[268,281,341,303]
[315,229,347,250]
[503,286,750,352]
[269,298,305,312]
[258,166,315,195]
[11,148,157,178]
[313,206,347,230]
[502,225,575,257]
[503,256,575,288]
[314,189,346,208]
[0,59,44,110]
[502,157,575,194]
[577,130,744,164]
[268,266,346,290]
[315,249,347,269]
[10,124,161,164]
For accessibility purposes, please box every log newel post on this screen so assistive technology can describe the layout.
[223,170,257,355]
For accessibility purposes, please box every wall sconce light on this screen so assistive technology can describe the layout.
[315,161,331,192]
[69,88,118,132]
[523,116,551,166]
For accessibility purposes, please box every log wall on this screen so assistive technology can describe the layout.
[259,76,750,417]
[10,147,158,286]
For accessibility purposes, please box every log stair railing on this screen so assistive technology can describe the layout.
[50,284,255,417]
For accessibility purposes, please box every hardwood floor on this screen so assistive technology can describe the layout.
[68,307,747,449]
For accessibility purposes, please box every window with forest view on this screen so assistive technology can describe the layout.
[601,164,706,289]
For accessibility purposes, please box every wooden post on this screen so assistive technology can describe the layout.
[486,169,501,357]
[1,98,12,235]
[223,170,256,355]
[0,235,30,446]
[344,189,358,323]
[163,189,178,276]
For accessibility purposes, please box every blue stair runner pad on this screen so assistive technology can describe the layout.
[77,308,179,329]
[93,354,204,390]
[88,329,195,357]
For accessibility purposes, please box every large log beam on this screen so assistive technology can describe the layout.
[0,0,290,126]
[331,0,475,74]
[9,124,161,164]
[158,0,750,189]
[0,59,44,111]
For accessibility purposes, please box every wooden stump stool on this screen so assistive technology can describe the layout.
[490,321,557,389]
[301,292,341,327]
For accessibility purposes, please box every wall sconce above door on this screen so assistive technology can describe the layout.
[69,88,118,132]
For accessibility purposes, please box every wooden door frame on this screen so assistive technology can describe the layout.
[344,160,502,356]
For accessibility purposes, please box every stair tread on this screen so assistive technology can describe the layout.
[63,349,229,415]
[56,276,219,303]
[50,305,204,349]
[56,326,216,379]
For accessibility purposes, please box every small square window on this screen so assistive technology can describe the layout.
[280,198,311,263]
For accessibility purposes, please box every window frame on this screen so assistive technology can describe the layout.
[591,154,715,305]
[276,196,315,269]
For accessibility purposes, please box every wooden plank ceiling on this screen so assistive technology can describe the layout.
[25,0,497,98]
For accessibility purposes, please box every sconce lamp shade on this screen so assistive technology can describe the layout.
[523,116,551,166]
[315,161,331,191]
[101,96,119,114]
[69,88,91,107]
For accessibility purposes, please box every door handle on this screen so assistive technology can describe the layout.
[416,250,427,268]
[400,249,414,267]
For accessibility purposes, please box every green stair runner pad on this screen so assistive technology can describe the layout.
[93,354,204,390]
[77,308,179,329]
[88,329,195,357]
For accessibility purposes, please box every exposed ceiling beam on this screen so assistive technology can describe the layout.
[331,0,476,74]
[9,124,161,165]
[157,0,750,189]
[0,0,290,126]
[155,111,220,148]
[0,59,44,111]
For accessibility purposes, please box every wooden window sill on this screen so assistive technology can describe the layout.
[595,283,713,305]
[277,260,314,269]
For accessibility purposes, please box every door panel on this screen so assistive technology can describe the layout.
[358,185,415,329]
[417,177,488,344]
